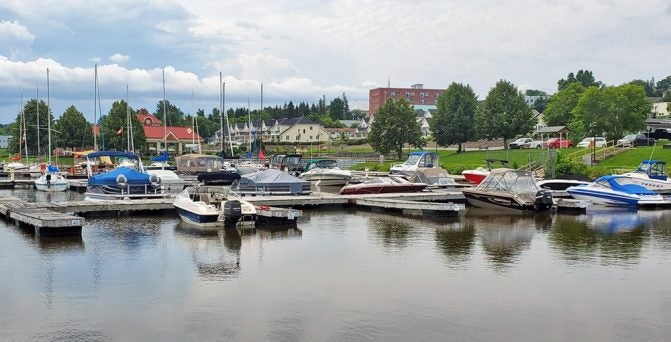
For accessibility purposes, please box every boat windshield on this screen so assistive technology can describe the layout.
[635,161,666,177]
[476,170,538,195]
[403,155,421,166]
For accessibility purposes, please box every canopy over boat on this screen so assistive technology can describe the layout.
[474,168,539,195]
[88,167,150,186]
[86,151,140,159]
[151,150,169,162]
[236,169,311,195]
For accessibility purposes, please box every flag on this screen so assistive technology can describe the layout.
[116,127,123,136]
[259,149,265,160]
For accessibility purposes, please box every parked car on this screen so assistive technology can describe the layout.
[546,138,573,148]
[651,128,671,140]
[577,137,607,148]
[509,137,544,149]
[618,133,655,147]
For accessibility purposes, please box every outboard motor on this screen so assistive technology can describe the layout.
[223,200,242,226]
[534,190,553,211]
[46,173,52,187]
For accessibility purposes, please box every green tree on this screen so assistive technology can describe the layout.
[102,100,146,151]
[431,82,477,152]
[155,100,186,127]
[368,98,424,158]
[543,82,586,126]
[629,79,656,97]
[572,84,649,141]
[476,80,535,148]
[558,69,602,91]
[9,98,54,158]
[524,89,547,96]
[55,105,93,149]
[329,97,345,120]
[656,75,671,94]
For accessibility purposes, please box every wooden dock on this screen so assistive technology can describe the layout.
[351,198,465,217]
[0,197,84,235]
[0,179,36,189]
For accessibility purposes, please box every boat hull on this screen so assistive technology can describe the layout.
[462,170,488,184]
[35,181,69,192]
[618,174,671,194]
[566,188,639,206]
[462,189,542,212]
[339,184,426,195]
[175,206,223,227]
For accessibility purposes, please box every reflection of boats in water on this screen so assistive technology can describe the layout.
[174,225,243,281]
[574,207,665,234]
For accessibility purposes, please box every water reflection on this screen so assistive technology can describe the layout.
[466,212,536,270]
[174,224,242,281]
[435,222,475,267]
[91,216,164,253]
[550,208,661,265]
[369,216,415,251]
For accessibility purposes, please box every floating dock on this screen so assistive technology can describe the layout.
[0,197,84,235]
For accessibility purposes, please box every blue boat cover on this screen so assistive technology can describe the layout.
[88,167,150,186]
[87,151,140,159]
[47,165,59,173]
[151,150,169,162]
[409,151,437,156]
[596,175,657,195]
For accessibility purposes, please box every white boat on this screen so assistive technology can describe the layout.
[537,179,590,198]
[390,151,439,176]
[566,175,671,207]
[173,186,256,227]
[462,168,554,212]
[618,160,671,194]
[146,169,187,194]
[35,165,69,192]
[35,69,68,193]
[299,159,352,186]
[5,161,29,171]
[409,167,470,190]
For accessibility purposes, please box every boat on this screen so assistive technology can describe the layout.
[35,68,69,193]
[390,151,439,176]
[175,154,226,175]
[461,159,509,184]
[537,178,591,198]
[409,167,471,190]
[146,168,188,194]
[298,159,352,186]
[84,151,167,201]
[35,164,69,192]
[173,185,256,227]
[461,168,553,212]
[231,169,311,195]
[268,154,286,169]
[234,159,266,175]
[618,160,671,194]
[566,175,671,207]
[145,151,176,171]
[196,170,241,185]
[338,176,427,195]
[278,154,303,176]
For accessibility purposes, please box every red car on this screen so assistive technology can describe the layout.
[546,138,573,148]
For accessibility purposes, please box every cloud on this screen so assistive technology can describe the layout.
[238,54,299,82]
[109,53,130,63]
[0,20,34,59]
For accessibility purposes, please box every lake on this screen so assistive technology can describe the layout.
[1,188,671,341]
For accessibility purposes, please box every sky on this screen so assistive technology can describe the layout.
[0,0,670,124]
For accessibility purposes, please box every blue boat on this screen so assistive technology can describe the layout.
[566,175,671,207]
[85,151,167,201]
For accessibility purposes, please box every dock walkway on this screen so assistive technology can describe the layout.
[0,197,84,235]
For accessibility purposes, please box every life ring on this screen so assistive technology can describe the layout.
[149,174,161,188]
[116,174,128,187]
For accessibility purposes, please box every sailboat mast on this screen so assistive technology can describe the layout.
[223,81,233,156]
[162,69,167,154]
[19,94,24,160]
[36,86,40,161]
[191,90,195,149]
[248,98,252,156]
[219,72,223,152]
[93,64,98,151]
[126,84,131,152]
[47,68,51,164]
[260,83,263,159]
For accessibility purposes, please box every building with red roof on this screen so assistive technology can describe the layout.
[136,111,203,154]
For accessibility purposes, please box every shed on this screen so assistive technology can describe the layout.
[534,126,570,142]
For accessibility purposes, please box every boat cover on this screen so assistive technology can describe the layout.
[47,165,59,173]
[88,167,150,186]
[151,150,169,162]
[238,169,309,193]
[86,151,140,159]
[409,167,456,185]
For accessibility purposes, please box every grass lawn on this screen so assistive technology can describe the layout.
[596,143,671,171]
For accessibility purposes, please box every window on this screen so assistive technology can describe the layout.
[309,136,313,140]
[296,135,300,141]
[310,126,313,130]
[285,136,289,141]
[303,129,306,134]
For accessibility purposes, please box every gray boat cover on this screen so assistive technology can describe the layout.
[239,169,310,194]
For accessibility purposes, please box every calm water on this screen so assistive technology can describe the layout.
[2,189,671,341]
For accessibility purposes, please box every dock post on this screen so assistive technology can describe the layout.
[10,169,14,182]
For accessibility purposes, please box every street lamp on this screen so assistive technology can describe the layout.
[590,123,597,165]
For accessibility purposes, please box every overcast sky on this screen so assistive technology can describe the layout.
[0,0,669,124]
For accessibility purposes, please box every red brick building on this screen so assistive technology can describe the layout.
[368,84,444,117]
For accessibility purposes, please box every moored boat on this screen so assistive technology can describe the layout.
[618,160,671,194]
[35,164,69,192]
[339,176,427,195]
[173,186,256,227]
[390,151,439,177]
[231,169,311,195]
[84,151,168,201]
[566,175,671,207]
[461,168,553,212]
[461,159,509,185]
[299,159,351,186]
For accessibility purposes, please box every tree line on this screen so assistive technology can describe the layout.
[369,70,669,157]
[5,93,364,156]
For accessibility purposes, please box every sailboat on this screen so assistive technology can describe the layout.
[6,95,29,172]
[35,68,69,192]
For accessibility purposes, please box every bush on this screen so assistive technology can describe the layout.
[587,166,609,179]
[554,160,587,177]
